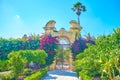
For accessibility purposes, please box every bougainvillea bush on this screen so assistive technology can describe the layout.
[71,38,95,60]
[40,35,58,66]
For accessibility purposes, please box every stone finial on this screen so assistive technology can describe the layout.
[44,20,56,29]
[70,20,82,30]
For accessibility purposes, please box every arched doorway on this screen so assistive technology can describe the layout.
[58,37,70,49]
[55,36,72,71]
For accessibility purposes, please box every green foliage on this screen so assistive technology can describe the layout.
[71,38,95,60]
[19,50,47,64]
[24,68,48,80]
[0,60,9,71]
[0,34,40,60]
[74,28,120,80]
[23,68,32,76]
[56,47,71,62]
[71,38,87,58]
[8,51,26,78]
[79,72,92,80]
[8,50,47,79]
[71,1,86,13]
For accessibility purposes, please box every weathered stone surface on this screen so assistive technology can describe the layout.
[43,20,82,44]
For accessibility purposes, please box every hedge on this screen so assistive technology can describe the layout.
[24,68,48,80]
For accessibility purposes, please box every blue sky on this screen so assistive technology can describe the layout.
[0,0,120,38]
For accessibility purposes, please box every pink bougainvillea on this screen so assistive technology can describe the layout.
[40,35,58,66]
[40,35,58,50]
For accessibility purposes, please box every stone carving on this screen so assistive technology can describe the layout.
[44,20,56,28]
[43,20,82,44]
[70,20,82,29]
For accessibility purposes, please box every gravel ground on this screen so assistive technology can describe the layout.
[42,70,79,80]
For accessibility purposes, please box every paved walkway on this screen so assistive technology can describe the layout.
[42,70,79,80]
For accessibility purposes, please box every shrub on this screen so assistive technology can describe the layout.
[71,38,87,59]
[23,68,32,76]
[0,34,40,60]
[8,50,47,79]
[24,68,48,80]
[8,51,26,78]
[0,60,9,71]
[74,28,120,80]
[71,38,95,60]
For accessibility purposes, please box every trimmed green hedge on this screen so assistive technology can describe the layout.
[0,35,40,60]
[24,68,48,80]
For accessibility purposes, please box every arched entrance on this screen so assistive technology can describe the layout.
[58,36,70,49]
[55,36,72,71]
[43,20,82,71]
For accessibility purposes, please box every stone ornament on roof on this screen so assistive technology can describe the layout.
[44,20,56,29]
[70,20,82,30]
[43,20,82,44]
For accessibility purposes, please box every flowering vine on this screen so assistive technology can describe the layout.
[40,35,58,66]
[71,37,95,60]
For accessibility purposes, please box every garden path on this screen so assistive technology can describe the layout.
[41,70,78,80]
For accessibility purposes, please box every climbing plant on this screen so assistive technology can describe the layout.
[71,37,95,60]
[40,35,58,66]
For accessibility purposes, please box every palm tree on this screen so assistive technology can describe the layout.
[72,2,86,25]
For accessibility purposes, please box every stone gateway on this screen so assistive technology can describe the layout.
[43,20,82,45]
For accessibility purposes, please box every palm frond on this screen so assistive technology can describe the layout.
[81,6,86,12]
[71,7,76,11]
[74,2,82,8]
